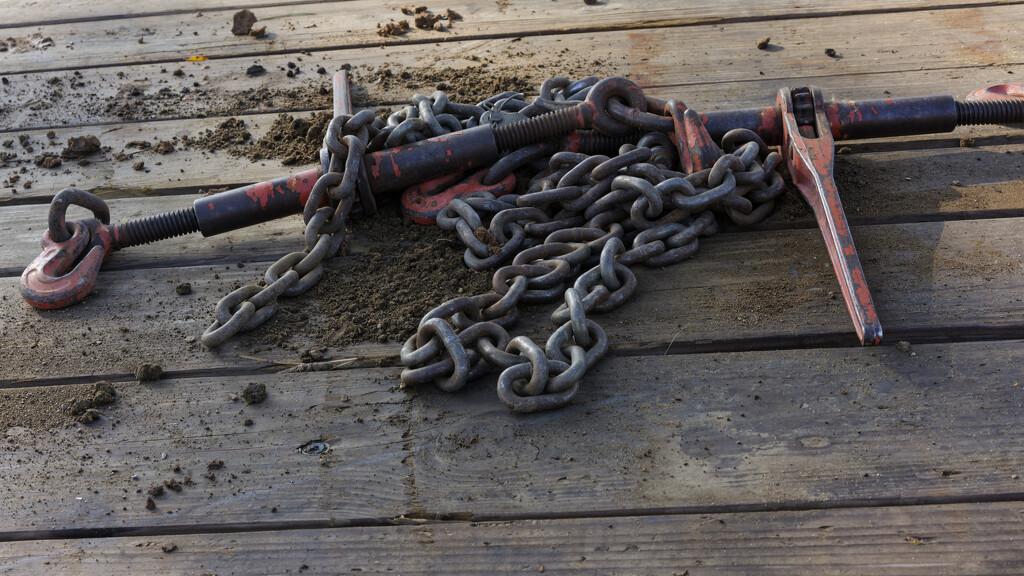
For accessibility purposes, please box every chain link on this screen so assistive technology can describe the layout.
[402,116,785,411]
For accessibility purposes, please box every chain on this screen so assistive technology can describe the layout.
[200,74,785,415]
[402,119,785,412]
[201,78,601,347]
[201,110,375,347]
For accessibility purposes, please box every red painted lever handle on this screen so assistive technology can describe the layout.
[778,87,883,346]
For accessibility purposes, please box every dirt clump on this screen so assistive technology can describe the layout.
[246,64,266,77]
[378,20,411,37]
[207,459,225,470]
[756,36,771,50]
[246,112,330,165]
[76,409,102,424]
[182,118,251,153]
[34,153,61,168]
[232,10,258,36]
[61,135,100,158]
[70,381,118,425]
[415,11,444,30]
[175,282,192,295]
[136,363,164,381]
[154,140,175,154]
[132,160,144,171]
[241,383,267,404]
[92,381,117,406]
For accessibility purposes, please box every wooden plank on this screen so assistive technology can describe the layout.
[2,5,1023,130]
[2,342,1024,537]
[3,502,1024,575]
[0,367,413,536]
[3,0,1019,74]
[2,216,1021,381]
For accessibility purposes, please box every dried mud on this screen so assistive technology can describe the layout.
[251,197,493,350]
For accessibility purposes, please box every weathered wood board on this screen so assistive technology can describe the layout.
[3,502,1023,575]
[2,5,1022,131]
[3,0,1019,74]
[3,0,1024,571]
[2,216,1022,381]
[1,342,1022,538]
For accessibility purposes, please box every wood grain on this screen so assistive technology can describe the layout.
[1,342,1023,540]
[3,0,1019,73]
[2,216,1021,381]
[3,502,1024,575]
[3,5,1023,131]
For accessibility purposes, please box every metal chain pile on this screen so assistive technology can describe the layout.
[402,125,785,412]
[201,78,601,347]
[200,73,785,414]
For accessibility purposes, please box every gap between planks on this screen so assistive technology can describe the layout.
[4,493,1024,543]
[5,502,1024,575]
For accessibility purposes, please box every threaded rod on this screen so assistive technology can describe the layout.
[955,99,1024,126]
[493,106,587,151]
[112,207,200,248]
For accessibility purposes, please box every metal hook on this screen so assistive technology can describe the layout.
[22,189,116,310]
[21,219,116,310]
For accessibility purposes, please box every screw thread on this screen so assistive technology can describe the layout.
[955,99,1024,125]
[493,106,587,150]
[576,130,639,155]
[114,207,200,248]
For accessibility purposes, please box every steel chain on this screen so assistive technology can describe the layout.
[402,121,785,412]
[201,110,376,347]
[201,80,596,347]
[199,73,785,414]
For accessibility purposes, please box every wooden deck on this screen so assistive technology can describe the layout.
[2,0,1023,573]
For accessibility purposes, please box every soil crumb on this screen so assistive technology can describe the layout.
[378,20,411,37]
[246,64,266,77]
[61,135,100,159]
[414,11,444,30]
[756,36,771,50]
[154,140,175,154]
[241,382,267,404]
[34,154,61,168]
[232,9,258,36]
[182,117,251,153]
[175,282,192,295]
[207,459,225,470]
[245,112,330,165]
[136,363,164,381]
[0,381,118,430]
